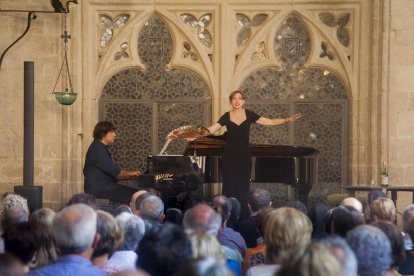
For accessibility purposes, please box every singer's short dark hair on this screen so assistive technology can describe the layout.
[93,121,116,140]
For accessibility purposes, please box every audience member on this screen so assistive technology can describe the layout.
[285,200,308,215]
[66,193,100,210]
[369,197,396,223]
[320,235,358,276]
[108,212,145,272]
[186,230,226,260]
[243,206,273,274]
[275,243,342,276]
[372,221,406,276]
[3,222,40,273]
[367,189,387,205]
[28,208,57,269]
[183,204,222,236]
[341,197,363,213]
[0,253,25,276]
[92,210,124,274]
[309,202,329,240]
[227,197,241,229]
[134,192,153,215]
[0,193,29,224]
[113,205,132,217]
[331,205,365,237]
[398,217,414,275]
[137,195,165,223]
[129,190,147,214]
[401,204,414,250]
[211,195,247,258]
[237,188,271,248]
[137,223,193,275]
[29,204,105,276]
[246,207,312,276]
[164,208,183,225]
[1,206,29,231]
[346,224,392,276]
[176,256,233,276]
[183,203,242,270]
[365,189,387,222]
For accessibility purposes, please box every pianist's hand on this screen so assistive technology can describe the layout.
[128,170,142,177]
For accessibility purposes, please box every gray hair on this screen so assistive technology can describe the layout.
[139,195,164,222]
[52,203,97,255]
[0,193,29,223]
[346,225,392,276]
[116,212,145,250]
[183,204,222,236]
[320,236,358,276]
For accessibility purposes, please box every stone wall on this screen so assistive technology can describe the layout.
[384,0,414,213]
[0,0,413,210]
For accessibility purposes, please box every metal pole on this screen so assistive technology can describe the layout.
[23,61,34,187]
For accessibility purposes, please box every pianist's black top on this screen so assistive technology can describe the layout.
[218,109,260,216]
[83,139,121,195]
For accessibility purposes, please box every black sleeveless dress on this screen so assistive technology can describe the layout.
[218,109,260,217]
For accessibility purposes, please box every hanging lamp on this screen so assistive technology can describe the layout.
[52,13,77,105]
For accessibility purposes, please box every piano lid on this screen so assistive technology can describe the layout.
[184,135,319,157]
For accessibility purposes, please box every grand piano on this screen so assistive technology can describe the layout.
[135,135,319,205]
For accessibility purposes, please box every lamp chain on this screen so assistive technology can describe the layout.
[52,13,73,93]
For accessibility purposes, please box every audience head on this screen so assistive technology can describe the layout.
[0,253,25,276]
[164,208,183,225]
[331,205,365,237]
[264,207,312,263]
[134,192,152,214]
[93,121,116,140]
[1,206,29,230]
[367,189,387,206]
[176,256,233,276]
[183,204,222,236]
[130,190,147,213]
[210,195,232,222]
[248,188,271,213]
[29,208,57,268]
[113,204,132,217]
[276,243,342,276]
[402,204,414,233]
[186,230,225,261]
[341,197,363,213]
[373,221,406,268]
[309,202,329,240]
[285,200,308,215]
[66,193,100,210]
[227,197,241,229]
[116,212,145,251]
[3,222,40,268]
[137,223,193,275]
[52,203,98,256]
[320,236,358,276]
[346,225,392,276]
[93,210,123,258]
[138,195,164,223]
[0,193,29,226]
[369,197,396,223]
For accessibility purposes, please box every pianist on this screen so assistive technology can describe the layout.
[83,121,142,204]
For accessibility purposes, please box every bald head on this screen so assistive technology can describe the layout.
[341,197,363,213]
[182,204,222,236]
[130,190,147,213]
